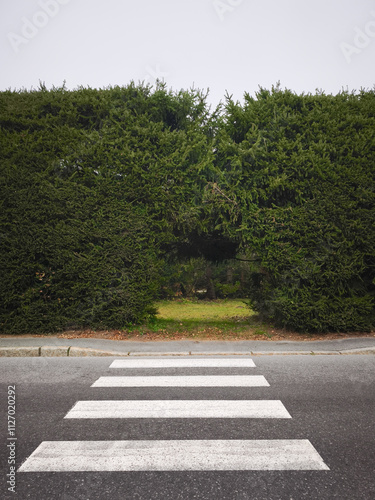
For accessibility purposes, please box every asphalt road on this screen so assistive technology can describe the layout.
[1,355,374,500]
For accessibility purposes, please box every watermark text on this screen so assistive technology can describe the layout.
[7,0,71,54]
[213,0,244,22]
[340,11,375,63]
[6,386,16,494]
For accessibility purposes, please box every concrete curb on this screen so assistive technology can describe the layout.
[1,346,375,357]
[250,351,314,356]
[0,347,41,357]
[339,347,375,355]
[68,347,130,357]
[41,346,70,357]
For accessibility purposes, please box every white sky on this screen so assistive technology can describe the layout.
[1,0,374,108]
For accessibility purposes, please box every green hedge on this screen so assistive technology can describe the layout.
[0,83,214,333]
[0,159,160,333]
[1,83,374,333]
[215,86,375,332]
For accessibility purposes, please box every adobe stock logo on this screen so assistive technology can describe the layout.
[143,64,169,84]
[7,0,71,54]
[213,0,244,22]
[340,11,375,63]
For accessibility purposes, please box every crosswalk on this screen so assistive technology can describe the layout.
[91,375,270,387]
[18,356,330,472]
[65,399,291,419]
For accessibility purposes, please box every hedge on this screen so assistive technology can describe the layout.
[0,83,213,333]
[214,86,375,332]
[1,83,374,333]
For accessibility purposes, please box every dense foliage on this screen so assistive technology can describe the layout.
[0,83,214,333]
[159,257,251,300]
[1,82,374,333]
[214,85,375,332]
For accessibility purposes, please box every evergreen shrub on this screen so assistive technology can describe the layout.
[215,86,375,332]
[0,82,212,333]
[1,83,374,333]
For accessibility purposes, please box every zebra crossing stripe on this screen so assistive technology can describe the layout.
[91,375,269,387]
[110,359,256,368]
[18,440,329,471]
[64,400,292,419]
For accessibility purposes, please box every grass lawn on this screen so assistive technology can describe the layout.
[125,299,274,340]
[55,299,374,342]
[156,299,252,321]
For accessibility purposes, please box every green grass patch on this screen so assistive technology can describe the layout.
[156,298,253,321]
[123,299,274,340]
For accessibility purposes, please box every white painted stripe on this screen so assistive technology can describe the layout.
[91,375,269,387]
[64,400,291,419]
[18,440,329,471]
[110,358,256,368]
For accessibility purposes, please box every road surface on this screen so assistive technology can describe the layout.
[1,355,374,499]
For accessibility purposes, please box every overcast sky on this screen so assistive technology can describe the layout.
[1,0,374,107]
